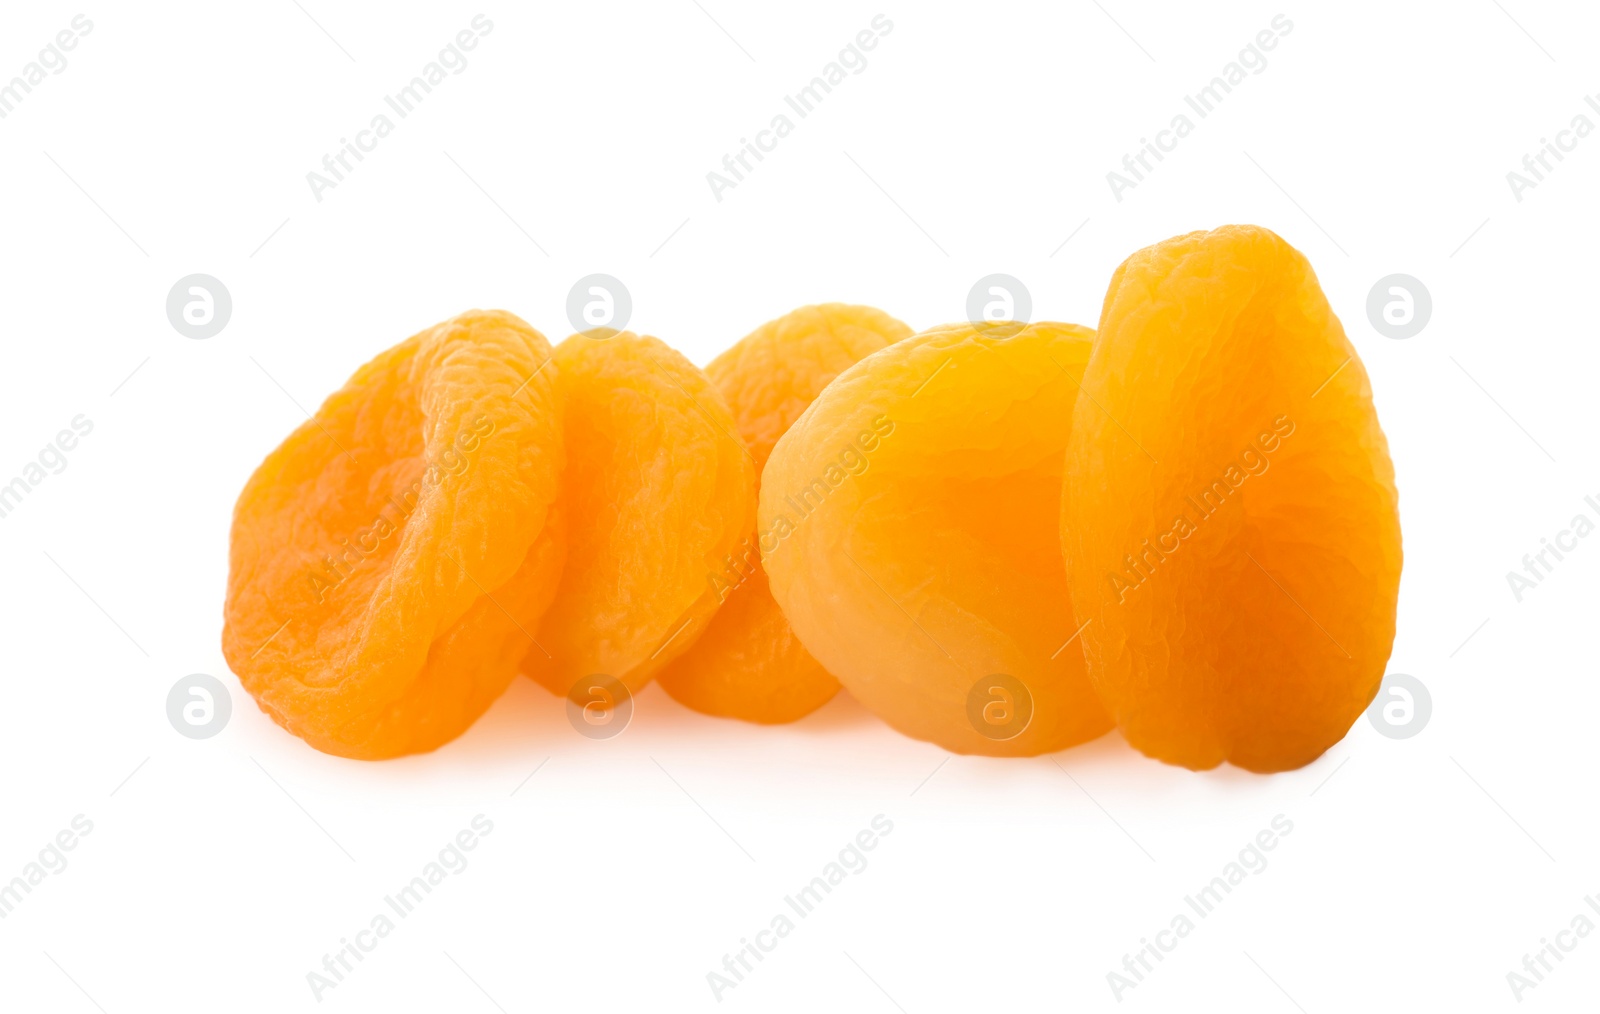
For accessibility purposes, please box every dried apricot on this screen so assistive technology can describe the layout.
[760,321,1113,755]
[522,332,754,700]
[222,310,566,759]
[657,304,912,723]
[1062,225,1402,772]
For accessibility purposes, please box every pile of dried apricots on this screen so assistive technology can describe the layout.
[223,225,1401,772]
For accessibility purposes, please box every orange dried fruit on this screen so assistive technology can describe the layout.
[1062,225,1402,773]
[522,331,754,700]
[657,304,912,723]
[760,320,1114,755]
[222,310,566,760]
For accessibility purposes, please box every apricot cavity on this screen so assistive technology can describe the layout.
[223,310,566,759]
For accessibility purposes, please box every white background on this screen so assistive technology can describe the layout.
[1,1,1596,1010]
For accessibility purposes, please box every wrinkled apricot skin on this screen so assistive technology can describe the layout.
[1063,226,1402,773]
[222,311,565,760]
[658,304,912,723]
[761,321,1113,756]
[522,332,753,699]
